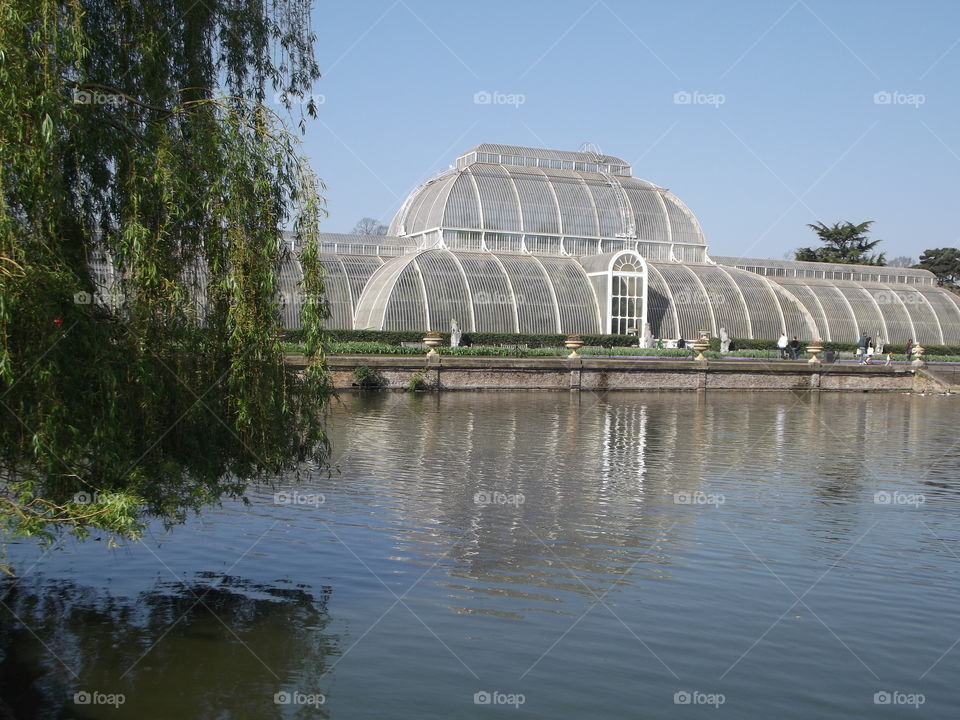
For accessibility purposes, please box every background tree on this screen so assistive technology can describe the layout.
[351,217,388,236]
[794,221,886,265]
[887,255,915,268]
[0,0,330,543]
[917,248,960,288]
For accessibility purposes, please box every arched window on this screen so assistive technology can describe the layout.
[610,253,646,335]
[612,256,640,273]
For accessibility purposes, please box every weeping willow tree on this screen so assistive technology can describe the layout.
[0,0,331,544]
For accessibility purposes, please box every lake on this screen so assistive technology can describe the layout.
[2,390,959,718]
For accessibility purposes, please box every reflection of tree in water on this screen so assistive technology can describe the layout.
[0,574,337,719]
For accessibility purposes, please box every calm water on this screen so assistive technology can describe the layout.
[3,391,960,718]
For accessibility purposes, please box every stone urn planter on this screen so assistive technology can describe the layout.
[806,341,823,364]
[565,334,584,358]
[423,331,441,357]
[912,343,926,368]
[692,337,709,362]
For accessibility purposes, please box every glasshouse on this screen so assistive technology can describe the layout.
[277,143,960,344]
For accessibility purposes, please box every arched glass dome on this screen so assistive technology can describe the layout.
[387,144,705,259]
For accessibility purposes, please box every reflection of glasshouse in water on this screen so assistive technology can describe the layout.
[288,143,960,343]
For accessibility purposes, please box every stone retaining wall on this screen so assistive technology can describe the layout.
[286,354,945,393]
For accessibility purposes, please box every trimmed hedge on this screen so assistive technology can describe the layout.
[289,339,960,362]
[293,340,724,359]
[914,343,960,356]
[282,328,643,348]
[284,328,424,345]
[465,331,645,348]
[282,329,960,357]
[724,338,960,355]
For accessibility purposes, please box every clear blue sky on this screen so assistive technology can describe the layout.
[295,0,960,262]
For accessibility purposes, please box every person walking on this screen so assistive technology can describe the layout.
[905,338,913,362]
[857,332,870,364]
[777,333,789,359]
[865,342,875,364]
[788,336,800,360]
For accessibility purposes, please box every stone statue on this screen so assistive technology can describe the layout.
[719,327,730,354]
[639,322,654,349]
[450,319,462,348]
